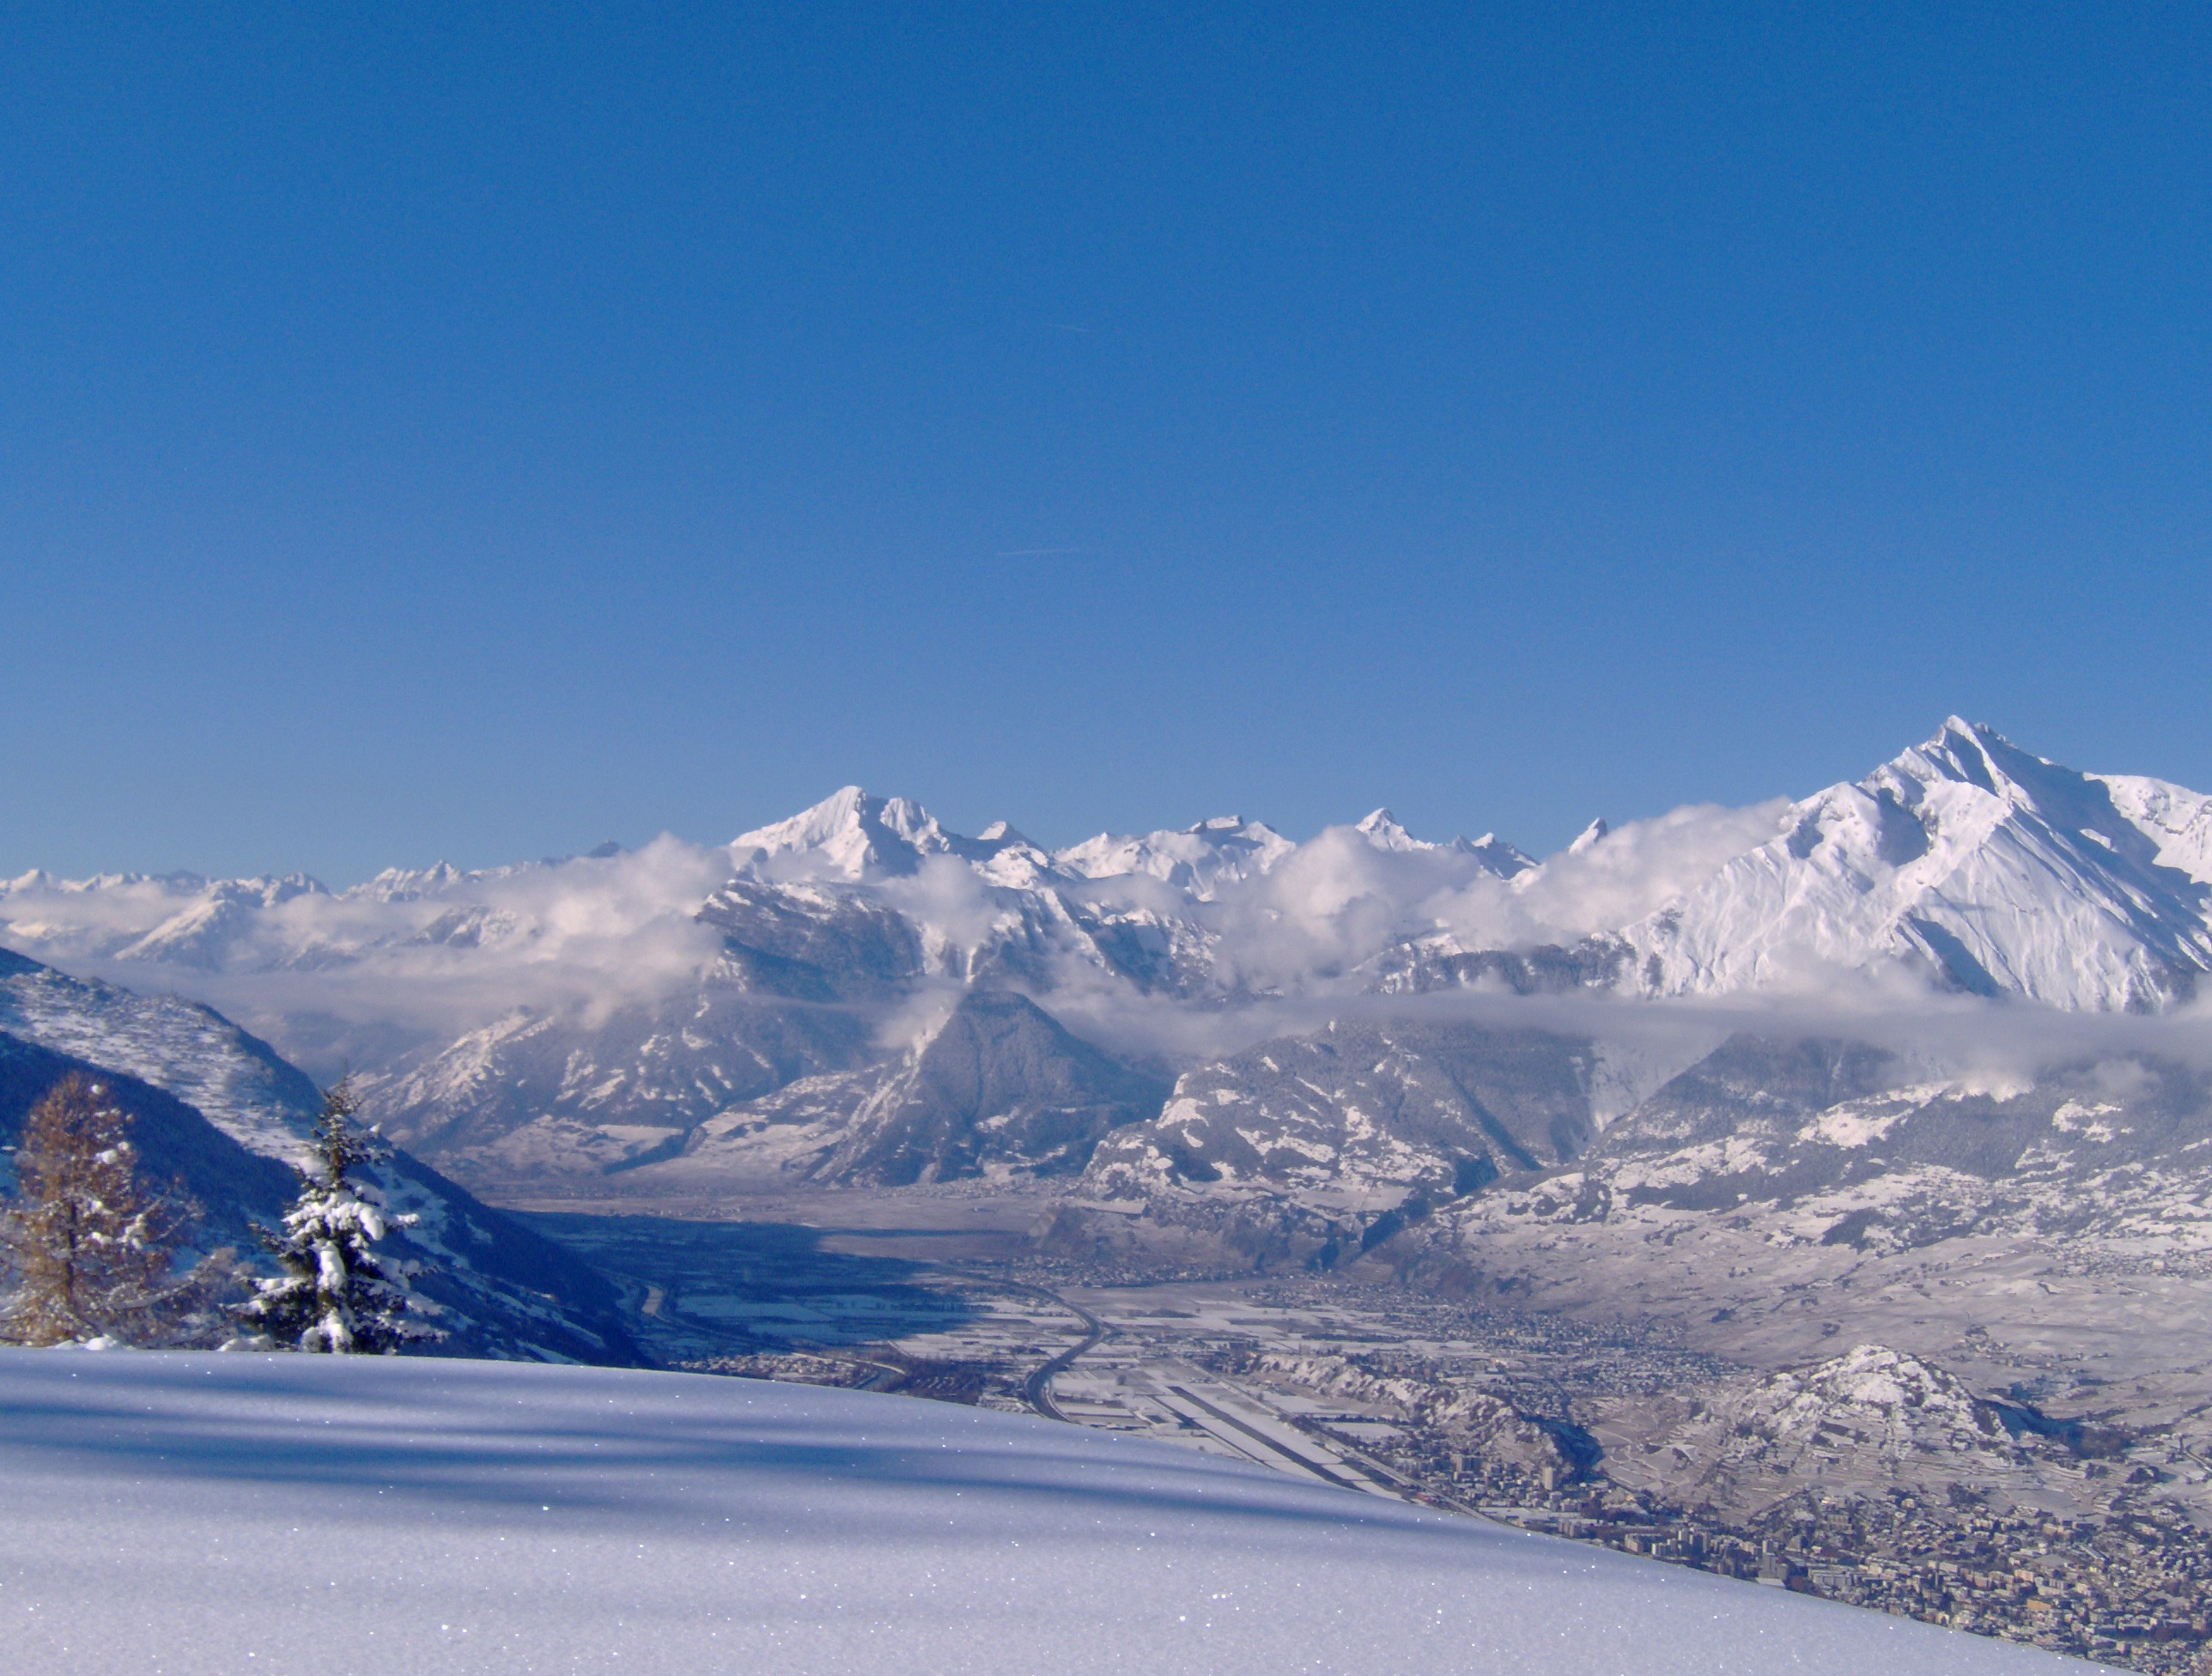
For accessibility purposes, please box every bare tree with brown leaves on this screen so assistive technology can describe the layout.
[0,1073,216,1345]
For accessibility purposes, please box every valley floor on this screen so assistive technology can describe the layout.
[490,1181,2212,1671]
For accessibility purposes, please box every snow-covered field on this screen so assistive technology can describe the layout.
[0,1351,2103,1673]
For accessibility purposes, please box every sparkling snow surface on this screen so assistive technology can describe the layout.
[0,1352,2102,1674]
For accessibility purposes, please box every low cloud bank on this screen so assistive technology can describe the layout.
[1035,940,2212,1123]
[1184,799,1796,992]
[3,838,736,1074]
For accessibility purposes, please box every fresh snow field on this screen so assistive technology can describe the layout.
[0,1352,2104,1674]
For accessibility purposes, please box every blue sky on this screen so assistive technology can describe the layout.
[4,3,2208,881]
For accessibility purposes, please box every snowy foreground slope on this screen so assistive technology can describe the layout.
[0,1352,2102,1675]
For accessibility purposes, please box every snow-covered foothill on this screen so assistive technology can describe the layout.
[0,1351,2103,1675]
[0,949,636,1362]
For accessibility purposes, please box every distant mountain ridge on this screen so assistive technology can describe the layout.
[10,718,2208,1011]
[5,719,2212,1187]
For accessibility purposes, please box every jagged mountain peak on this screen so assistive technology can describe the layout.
[731,786,959,881]
[1354,808,1425,850]
[1906,713,2007,775]
[1622,718,2212,1010]
[230,871,329,904]
[1054,815,1294,899]
[100,871,333,969]
[348,860,477,903]
[1568,817,1610,855]
[15,717,2212,1209]
[1864,717,2095,833]
[1350,808,1534,876]
[649,987,1170,1187]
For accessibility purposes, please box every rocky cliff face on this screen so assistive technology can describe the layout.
[1080,1022,1597,1210]
[649,990,1170,1187]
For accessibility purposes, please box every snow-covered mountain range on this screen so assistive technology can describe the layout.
[4,718,2211,1188]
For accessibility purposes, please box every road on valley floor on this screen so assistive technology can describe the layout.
[1014,1285,1109,1422]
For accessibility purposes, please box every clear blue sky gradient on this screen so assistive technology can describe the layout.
[4,4,2208,880]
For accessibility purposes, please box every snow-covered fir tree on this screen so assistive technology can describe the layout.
[238,1078,441,1354]
[0,1073,215,1345]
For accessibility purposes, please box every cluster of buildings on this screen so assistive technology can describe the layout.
[590,1222,2212,1674]
[1281,1359,2212,1674]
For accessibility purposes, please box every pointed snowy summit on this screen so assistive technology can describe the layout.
[1351,808,1534,877]
[1054,816,1294,899]
[1567,817,1611,856]
[1620,716,2212,1010]
[1353,808,1424,852]
[731,786,960,881]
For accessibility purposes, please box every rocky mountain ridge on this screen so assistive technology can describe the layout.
[1077,1029,2212,1273]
